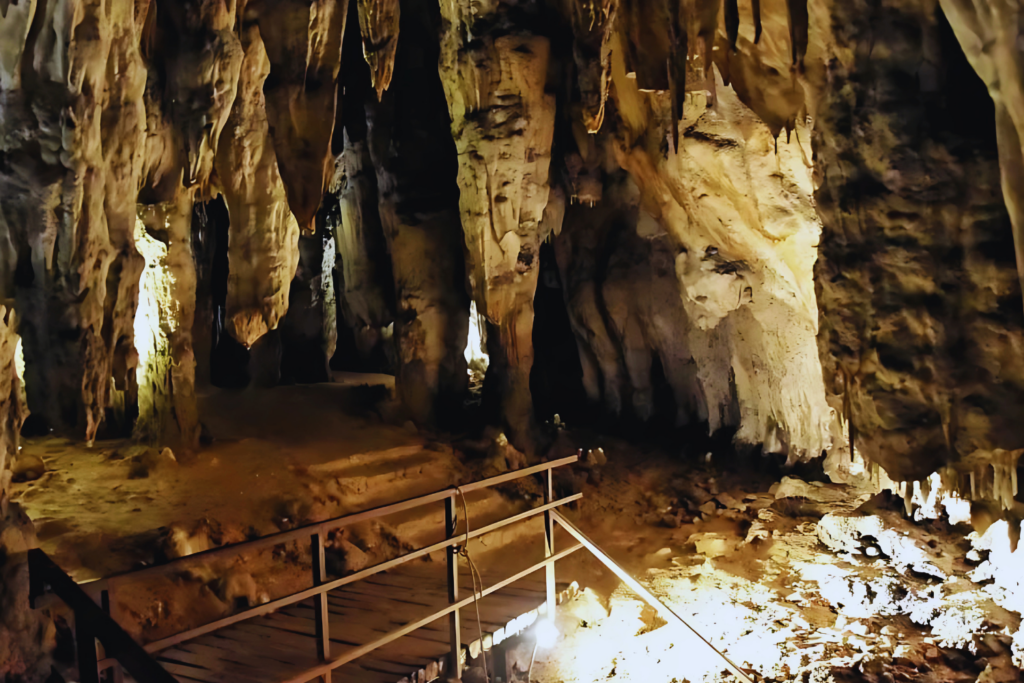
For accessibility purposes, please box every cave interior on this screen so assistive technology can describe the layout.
[3,0,1024,681]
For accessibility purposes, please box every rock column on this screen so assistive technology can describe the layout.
[437,5,557,453]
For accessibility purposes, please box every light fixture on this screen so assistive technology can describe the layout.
[527,619,560,682]
[535,619,559,649]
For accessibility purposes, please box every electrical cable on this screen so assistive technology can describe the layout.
[454,486,490,683]
[526,641,539,683]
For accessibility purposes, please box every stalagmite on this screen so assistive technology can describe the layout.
[438,2,557,453]
[133,194,200,450]
[364,2,470,427]
[214,24,301,348]
[256,0,348,232]
[330,129,394,358]
[0,307,43,679]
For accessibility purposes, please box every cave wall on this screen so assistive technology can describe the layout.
[813,0,1024,483]
[0,0,1023,490]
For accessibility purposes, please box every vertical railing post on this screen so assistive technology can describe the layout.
[100,588,124,683]
[544,467,556,618]
[312,529,332,683]
[76,614,100,683]
[445,494,462,679]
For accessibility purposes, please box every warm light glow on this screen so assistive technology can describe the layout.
[14,336,24,383]
[535,618,559,649]
[134,214,172,386]
[464,299,488,373]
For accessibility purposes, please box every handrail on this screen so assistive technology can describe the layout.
[27,550,177,683]
[35,453,581,683]
[140,492,582,653]
[296,543,584,683]
[552,511,757,683]
[80,453,579,596]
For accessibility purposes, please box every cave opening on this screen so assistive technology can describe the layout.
[2,0,1024,682]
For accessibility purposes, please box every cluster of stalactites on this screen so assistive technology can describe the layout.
[567,0,807,143]
[935,449,1022,512]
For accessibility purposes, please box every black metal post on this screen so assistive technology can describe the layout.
[312,531,332,683]
[446,495,462,679]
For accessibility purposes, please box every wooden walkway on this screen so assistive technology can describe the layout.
[31,456,585,683]
[155,560,570,683]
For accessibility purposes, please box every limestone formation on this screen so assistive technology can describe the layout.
[814,0,1024,481]
[364,0,470,426]
[329,126,395,360]
[214,23,301,349]
[134,196,200,449]
[257,0,348,233]
[438,1,557,452]
[1,0,1024,518]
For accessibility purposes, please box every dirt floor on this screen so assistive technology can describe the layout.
[10,378,1024,683]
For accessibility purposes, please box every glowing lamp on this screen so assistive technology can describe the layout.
[535,619,559,649]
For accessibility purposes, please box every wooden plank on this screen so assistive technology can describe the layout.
[355,657,422,676]
[156,660,227,683]
[158,650,265,683]
[161,646,272,681]
[323,591,444,618]
[178,642,298,676]
[232,621,326,649]
[204,628,322,662]
[335,582,443,607]
[288,543,583,683]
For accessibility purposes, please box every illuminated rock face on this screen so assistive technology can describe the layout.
[814,0,1024,482]
[0,0,1022,484]
[437,0,558,454]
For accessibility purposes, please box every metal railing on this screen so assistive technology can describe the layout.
[30,454,583,683]
[552,511,757,683]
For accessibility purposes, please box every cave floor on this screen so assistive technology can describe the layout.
[524,439,1024,683]
[10,384,1024,683]
[11,374,456,580]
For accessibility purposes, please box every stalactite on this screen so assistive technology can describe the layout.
[357,0,400,100]
[937,449,1022,511]
[939,0,1024,323]
[65,0,151,442]
[214,24,301,348]
[725,0,740,52]
[753,0,762,44]
[621,0,671,90]
[256,0,348,232]
[785,0,808,71]
[667,0,687,152]
[570,0,619,133]
[159,0,243,191]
